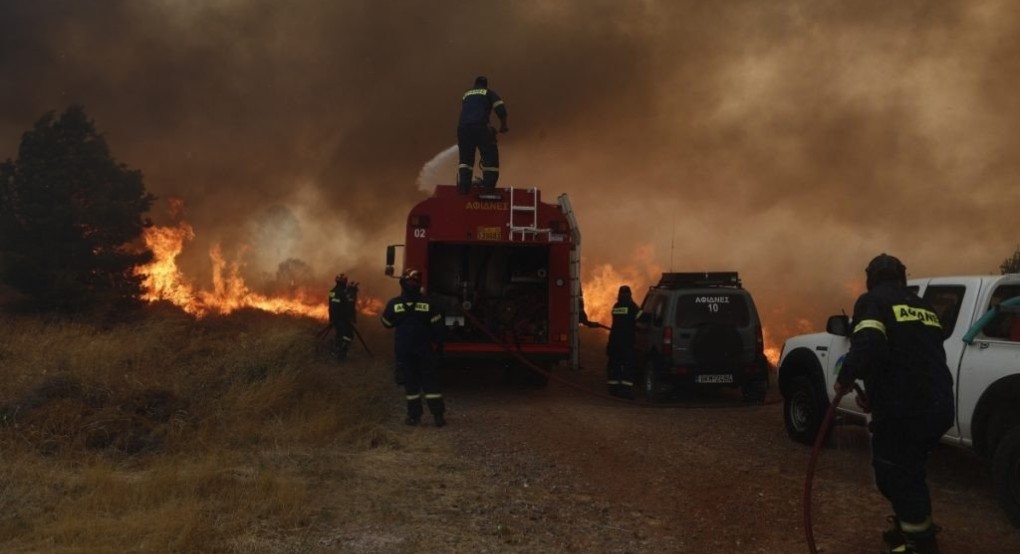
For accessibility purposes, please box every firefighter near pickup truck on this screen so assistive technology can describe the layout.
[384,184,582,384]
[835,254,955,554]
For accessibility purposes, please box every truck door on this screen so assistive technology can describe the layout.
[956,283,1020,447]
[922,281,976,443]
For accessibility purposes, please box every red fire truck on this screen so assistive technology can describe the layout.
[385,185,582,380]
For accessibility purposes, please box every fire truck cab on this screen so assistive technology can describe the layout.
[385,185,582,378]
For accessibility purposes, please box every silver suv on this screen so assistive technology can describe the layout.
[635,272,769,402]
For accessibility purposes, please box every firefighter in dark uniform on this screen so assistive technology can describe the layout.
[381,269,447,427]
[835,254,954,554]
[607,285,642,399]
[328,274,358,361]
[457,75,508,193]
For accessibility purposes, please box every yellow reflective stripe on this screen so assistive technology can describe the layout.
[462,88,487,99]
[394,303,406,313]
[330,298,342,303]
[342,337,352,342]
[425,394,443,400]
[635,310,643,319]
[329,292,336,298]
[458,163,470,169]
[381,317,392,327]
[612,307,628,315]
[493,100,504,107]
[621,380,633,387]
[430,314,442,323]
[853,319,886,336]
[406,394,421,400]
[415,302,430,312]
[480,166,499,172]
[607,380,620,385]
[892,304,942,328]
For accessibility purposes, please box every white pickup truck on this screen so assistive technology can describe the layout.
[778,274,1020,527]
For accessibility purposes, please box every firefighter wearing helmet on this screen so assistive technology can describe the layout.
[835,254,954,554]
[328,273,358,361]
[381,268,447,427]
[607,285,641,399]
[457,75,508,193]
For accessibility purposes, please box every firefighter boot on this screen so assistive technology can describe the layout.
[426,396,446,427]
[881,518,941,554]
[405,396,423,426]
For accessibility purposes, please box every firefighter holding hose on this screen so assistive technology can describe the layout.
[834,254,954,554]
[328,274,358,361]
[381,269,447,427]
[457,75,508,193]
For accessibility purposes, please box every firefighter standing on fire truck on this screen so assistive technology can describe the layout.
[381,269,447,427]
[835,254,954,554]
[328,274,358,361]
[457,75,508,193]
[607,285,642,399]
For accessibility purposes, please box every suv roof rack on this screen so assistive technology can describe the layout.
[655,272,742,289]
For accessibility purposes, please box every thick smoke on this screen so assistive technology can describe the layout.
[2,0,1019,338]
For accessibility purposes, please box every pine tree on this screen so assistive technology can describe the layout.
[1002,245,1020,275]
[0,105,155,311]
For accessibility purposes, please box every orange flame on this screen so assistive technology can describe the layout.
[136,202,379,320]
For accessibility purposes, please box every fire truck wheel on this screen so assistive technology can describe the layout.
[642,357,670,403]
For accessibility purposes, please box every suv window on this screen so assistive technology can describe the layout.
[674,294,750,328]
[922,285,965,339]
[642,294,667,326]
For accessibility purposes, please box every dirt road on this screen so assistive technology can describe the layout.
[422,365,1020,553]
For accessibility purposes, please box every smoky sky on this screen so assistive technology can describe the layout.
[2,0,1019,339]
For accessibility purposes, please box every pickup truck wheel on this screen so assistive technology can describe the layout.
[642,357,671,403]
[992,425,1020,528]
[784,376,829,445]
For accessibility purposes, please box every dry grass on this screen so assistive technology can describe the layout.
[0,307,400,553]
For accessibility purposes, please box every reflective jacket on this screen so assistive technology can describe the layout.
[459,87,507,127]
[838,281,954,422]
[328,284,357,326]
[381,290,445,355]
[607,296,642,356]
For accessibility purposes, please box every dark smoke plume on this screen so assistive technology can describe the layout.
[3,1,1019,338]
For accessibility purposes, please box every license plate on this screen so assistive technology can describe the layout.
[477,226,502,240]
[696,374,734,384]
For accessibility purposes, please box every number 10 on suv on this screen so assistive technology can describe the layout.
[635,272,770,403]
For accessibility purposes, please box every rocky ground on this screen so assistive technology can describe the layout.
[315,360,1020,553]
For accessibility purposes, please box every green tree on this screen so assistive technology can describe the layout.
[1002,245,1020,275]
[0,105,155,311]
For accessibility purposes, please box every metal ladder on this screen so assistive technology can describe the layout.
[558,193,581,371]
[508,187,549,241]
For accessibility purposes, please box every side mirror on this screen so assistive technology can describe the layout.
[826,314,851,337]
[385,245,396,266]
[384,266,394,277]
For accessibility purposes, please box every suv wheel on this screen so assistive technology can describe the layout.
[993,425,1020,528]
[783,375,829,445]
[642,356,671,403]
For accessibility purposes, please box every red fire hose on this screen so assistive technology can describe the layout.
[803,388,852,554]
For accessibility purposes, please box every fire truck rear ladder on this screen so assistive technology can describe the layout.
[557,193,581,371]
[508,187,550,242]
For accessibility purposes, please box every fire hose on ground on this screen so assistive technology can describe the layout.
[459,309,779,410]
[802,383,867,554]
